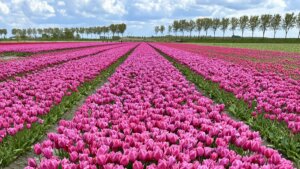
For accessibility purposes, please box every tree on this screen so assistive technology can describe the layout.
[179,19,188,36]
[37,28,43,37]
[220,18,229,38]
[203,18,212,36]
[230,17,239,36]
[32,28,37,38]
[160,25,165,35]
[103,26,109,38]
[0,29,7,39]
[297,12,300,38]
[168,25,172,35]
[249,16,260,38]
[260,14,272,38]
[172,20,180,36]
[211,18,220,38]
[109,24,118,37]
[196,18,204,37]
[12,28,17,37]
[0,29,3,38]
[3,29,7,39]
[79,27,85,38]
[186,20,195,37]
[282,13,296,38]
[154,26,160,36]
[118,23,127,37]
[270,14,281,38]
[239,15,249,37]
[27,28,33,38]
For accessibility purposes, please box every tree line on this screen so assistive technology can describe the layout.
[0,23,127,40]
[155,12,300,38]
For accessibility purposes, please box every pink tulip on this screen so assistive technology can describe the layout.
[131,161,143,169]
[96,154,108,165]
[27,158,37,167]
[70,151,78,162]
[42,147,53,159]
[33,143,42,155]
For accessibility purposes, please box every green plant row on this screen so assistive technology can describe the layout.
[155,48,300,168]
[0,48,135,168]
[0,52,32,57]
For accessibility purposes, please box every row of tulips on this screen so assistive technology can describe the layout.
[0,43,127,81]
[0,44,137,143]
[152,43,300,134]
[0,42,113,54]
[160,43,300,79]
[26,43,294,169]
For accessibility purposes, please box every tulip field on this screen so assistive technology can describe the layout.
[0,42,299,168]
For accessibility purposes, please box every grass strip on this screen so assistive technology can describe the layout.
[0,47,135,168]
[153,46,300,168]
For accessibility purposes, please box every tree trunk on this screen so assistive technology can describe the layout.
[285,31,288,39]
[252,31,254,38]
[242,30,244,37]
[223,31,225,38]
[190,31,192,37]
[214,31,216,38]
[298,31,300,39]
[263,30,265,39]
[273,30,276,39]
[198,31,201,38]
[206,30,208,37]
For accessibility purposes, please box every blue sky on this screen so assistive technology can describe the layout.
[0,0,299,38]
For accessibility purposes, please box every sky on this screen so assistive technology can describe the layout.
[0,0,299,38]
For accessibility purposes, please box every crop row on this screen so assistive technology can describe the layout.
[0,43,128,81]
[0,42,114,54]
[25,43,294,169]
[151,43,300,166]
[161,43,300,79]
[152,43,300,134]
[0,44,136,142]
[0,44,137,167]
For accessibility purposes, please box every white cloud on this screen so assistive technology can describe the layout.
[58,9,67,16]
[27,0,55,18]
[101,0,127,16]
[133,0,195,14]
[265,0,286,8]
[0,1,10,15]
[57,1,65,6]
[76,10,96,18]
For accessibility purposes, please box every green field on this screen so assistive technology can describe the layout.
[191,43,300,53]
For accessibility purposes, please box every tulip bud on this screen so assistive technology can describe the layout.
[27,158,37,167]
[42,147,53,159]
[34,144,42,155]
[96,154,107,165]
[70,151,78,162]
[133,161,143,169]
[120,155,129,166]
